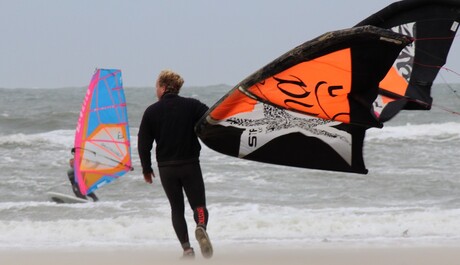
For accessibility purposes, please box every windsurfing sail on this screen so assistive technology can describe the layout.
[355,0,460,122]
[196,26,412,174]
[74,69,133,195]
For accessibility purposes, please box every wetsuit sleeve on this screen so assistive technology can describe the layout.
[195,101,209,121]
[138,109,155,174]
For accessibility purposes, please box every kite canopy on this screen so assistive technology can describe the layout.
[196,26,412,174]
[74,69,132,195]
[355,0,460,122]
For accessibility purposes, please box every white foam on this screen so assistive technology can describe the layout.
[1,202,460,249]
[0,130,74,147]
[367,122,460,141]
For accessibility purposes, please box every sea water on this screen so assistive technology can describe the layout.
[0,84,459,250]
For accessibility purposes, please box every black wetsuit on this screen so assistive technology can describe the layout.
[67,168,99,202]
[138,92,209,248]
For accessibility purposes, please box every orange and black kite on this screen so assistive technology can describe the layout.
[195,26,412,174]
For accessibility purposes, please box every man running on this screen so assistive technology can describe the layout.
[138,69,213,259]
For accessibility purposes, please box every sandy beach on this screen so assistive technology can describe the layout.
[2,245,460,265]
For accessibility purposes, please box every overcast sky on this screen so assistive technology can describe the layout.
[1,0,458,88]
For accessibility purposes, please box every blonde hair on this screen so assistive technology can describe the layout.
[157,69,184,94]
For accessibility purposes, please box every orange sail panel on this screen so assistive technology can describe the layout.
[246,49,352,123]
[209,89,257,121]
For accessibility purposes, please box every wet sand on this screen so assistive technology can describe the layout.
[2,245,460,265]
